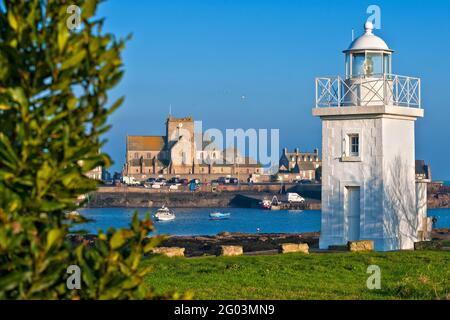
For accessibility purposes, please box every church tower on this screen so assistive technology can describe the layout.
[313,22,425,251]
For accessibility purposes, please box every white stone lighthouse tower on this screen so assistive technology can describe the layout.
[313,22,426,251]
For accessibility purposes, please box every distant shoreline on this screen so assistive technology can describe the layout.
[85,183,450,209]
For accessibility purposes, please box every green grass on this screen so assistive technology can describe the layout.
[143,251,450,300]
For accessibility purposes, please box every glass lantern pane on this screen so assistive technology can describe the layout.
[346,54,350,77]
[383,54,391,75]
[352,53,365,77]
[365,52,383,77]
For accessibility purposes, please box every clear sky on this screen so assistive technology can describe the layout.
[98,0,450,179]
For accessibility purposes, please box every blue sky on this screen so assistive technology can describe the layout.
[98,0,450,179]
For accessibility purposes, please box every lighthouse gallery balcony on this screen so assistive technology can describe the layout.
[315,74,421,109]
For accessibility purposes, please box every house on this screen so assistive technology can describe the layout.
[278,148,321,181]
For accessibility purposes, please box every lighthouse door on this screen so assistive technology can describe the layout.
[346,186,361,241]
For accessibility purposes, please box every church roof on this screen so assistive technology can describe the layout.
[127,136,165,151]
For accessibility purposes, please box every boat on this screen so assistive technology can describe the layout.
[209,211,231,220]
[260,199,272,210]
[270,196,281,211]
[154,206,176,221]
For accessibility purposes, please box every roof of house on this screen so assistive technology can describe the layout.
[127,136,165,151]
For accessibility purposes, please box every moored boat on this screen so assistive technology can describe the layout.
[270,196,281,210]
[154,206,176,221]
[209,211,231,219]
[260,199,272,210]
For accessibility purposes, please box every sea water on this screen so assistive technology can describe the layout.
[74,207,450,236]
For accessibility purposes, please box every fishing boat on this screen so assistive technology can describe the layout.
[260,198,272,210]
[154,206,175,221]
[209,211,231,220]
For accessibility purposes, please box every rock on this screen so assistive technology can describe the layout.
[151,247,185,257]
[218,245,243,256]
[414,240,448,251]
[217,232,231,237]
[279,243,309,254]
[347,240,374,252]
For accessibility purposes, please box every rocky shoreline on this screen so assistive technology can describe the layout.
[68,228,450,257]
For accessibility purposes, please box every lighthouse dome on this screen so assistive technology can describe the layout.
[345,22,392,52]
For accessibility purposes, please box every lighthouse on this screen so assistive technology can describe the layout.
[313,21,427,251]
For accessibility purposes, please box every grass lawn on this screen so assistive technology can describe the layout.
[143,251,450,300]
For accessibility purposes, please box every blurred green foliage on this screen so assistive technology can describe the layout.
[0,0,186,299]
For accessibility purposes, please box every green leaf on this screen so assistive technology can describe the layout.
[83,0,97,19]
[7,11,18,31]
[60,51,86,71]
[46,228,64,251]
[57,23,69,53]
[110,230,126,250]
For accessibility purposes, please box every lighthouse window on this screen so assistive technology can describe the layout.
[349,134,359,156]
[352,53,365,77]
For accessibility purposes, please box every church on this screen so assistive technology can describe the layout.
[122,115,263,180]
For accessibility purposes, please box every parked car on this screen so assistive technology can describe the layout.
[189,179,200,185]
[295,179,312,184]
[287,192,305,203]
[153,178,167,186]
[146,178,156,184]
[211,180,219,187]
[179,178,189,186]
[122,176,140,186]
[218,177,230,184]
[168,177,181,185]
[229,178,239,184]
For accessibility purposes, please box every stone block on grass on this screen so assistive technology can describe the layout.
[218,245,243,256]
[347,240,374,252]
[151,247,185,257]
[279,243,309,254]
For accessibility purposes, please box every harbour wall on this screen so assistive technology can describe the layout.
[87,184,322,209]
[86,183,447,209]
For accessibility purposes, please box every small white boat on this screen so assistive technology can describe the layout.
[209,211,231,219]
[260,199,271,210]
[154,206,175,221]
